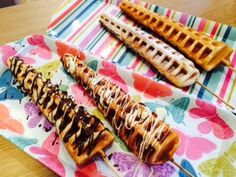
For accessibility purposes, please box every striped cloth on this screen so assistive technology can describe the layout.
[47,0,236,110]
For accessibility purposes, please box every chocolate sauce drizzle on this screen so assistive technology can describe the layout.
[8,56,111,158]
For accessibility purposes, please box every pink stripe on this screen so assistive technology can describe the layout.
[94,35,115,55]
[48,0,82,30]
[145,68,156,77]
[218,52,236,103]
[68,3,108,42]
[130,57,140,69]
[78,25,103,48]
[144,2,149,8]
[166,9,172,18]
[210,22,220,38]
[110,8,120,16]
[77,9,121,51]
[179,14,189,26]
[82,11,121,53]
[197,19,207,32]
[93,36,123,60]
[115,0,122,5]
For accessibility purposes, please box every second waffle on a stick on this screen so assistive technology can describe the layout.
[99,13,200,88]
[119,0,233,72]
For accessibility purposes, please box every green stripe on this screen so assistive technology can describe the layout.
[171,11,176,19]
[215,24,223,40]
[72,4,111,42]
[187,16,193,27]
[111,46,127,62]
[86,30,108,51]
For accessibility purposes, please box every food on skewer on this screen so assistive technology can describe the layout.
[119,0,233,72]
[99,14,235,109]
[61,53,180,165]
[7,56,114,165]
[99,13,200,88]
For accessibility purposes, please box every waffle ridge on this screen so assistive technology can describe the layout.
[99,13,200,87]
[61,53,180,164]
[119,0,233,71]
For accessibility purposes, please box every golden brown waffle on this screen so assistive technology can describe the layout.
[7,56,114,165]
[119,0,233,71]
[61,53,180,164]
[99,13,200,88]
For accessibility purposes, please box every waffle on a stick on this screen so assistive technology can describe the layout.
[119,0,233,71]
[61,53,180,164]
[7,56,114,165]
[99,13,200,88]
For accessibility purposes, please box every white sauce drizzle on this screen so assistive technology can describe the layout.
[67,56,169,162]
[148,167,154,177]
[68,58,76,74]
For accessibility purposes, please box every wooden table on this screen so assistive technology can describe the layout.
[0,0,235,176]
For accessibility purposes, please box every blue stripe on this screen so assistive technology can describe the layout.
[117,48,135,65]
[190,16,196,28]
[53,0,89,32]
[153,6,159,13]
[117,48,130,64]
[198,69,216,99]
[222,26,232,42]
[56,0,97,37]
[157,7,165,16]
[197,73,212,99]
[86,30,108,51]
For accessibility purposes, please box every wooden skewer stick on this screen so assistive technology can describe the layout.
[222,59,236,72]
[196,80,234,110]
[103,157,122,177]
[170,159,193,177]
[226,64,236,73]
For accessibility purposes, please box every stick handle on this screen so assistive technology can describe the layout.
[103,157,122,177]
[196,80,234,110]
[170,159,193,177]
[222,59,236,72]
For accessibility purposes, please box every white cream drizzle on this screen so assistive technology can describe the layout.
[68,57,76,74]
[148,167,154,177]
[155,107,167,121]
[67,56,170,162]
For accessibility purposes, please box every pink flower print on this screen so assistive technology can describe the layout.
[30,132,65,177]
[99,61,128,93]
[133,72,172,99]
[174,129,216,160]
[0,45,35,65]
[189,99,234,139]
[71,84,95,108]
[27,35,52,59]
[0,103,24,134]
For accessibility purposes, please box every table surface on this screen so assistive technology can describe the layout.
[0,0,235,176]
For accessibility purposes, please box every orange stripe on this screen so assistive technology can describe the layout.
[210,22,220,38]
[48,0,82,30]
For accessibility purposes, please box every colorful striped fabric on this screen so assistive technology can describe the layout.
[47,0,236,111]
